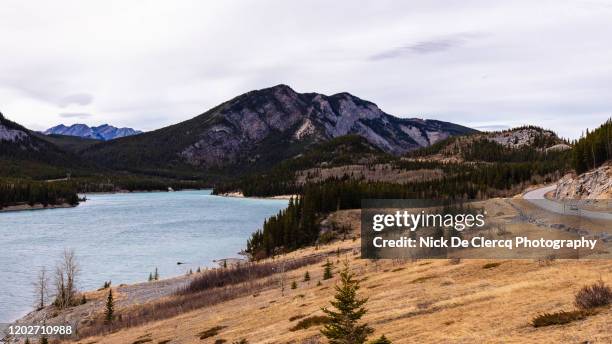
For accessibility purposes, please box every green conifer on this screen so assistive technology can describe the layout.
[321,261,373,343]
[104,289,114,323]
[323,259,333,280]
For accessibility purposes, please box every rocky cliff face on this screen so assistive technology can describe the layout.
[554,161,612,200]
[487,127,562,148]
[178,85,476,167]
[0,113,31,144]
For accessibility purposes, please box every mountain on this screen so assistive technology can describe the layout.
[82,85,476,176]
[0,113,83,178]
[409,126,569,163]
[44,123,142,141]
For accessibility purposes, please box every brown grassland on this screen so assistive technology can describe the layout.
[62,207,612,344]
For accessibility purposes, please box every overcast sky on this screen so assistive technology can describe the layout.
[1,0,611,139]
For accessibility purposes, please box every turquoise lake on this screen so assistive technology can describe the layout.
[0,190,287,322]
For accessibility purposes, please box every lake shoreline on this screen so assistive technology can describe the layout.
[1,190,288,324]
[0,202,76,213]
[216,191,297,200]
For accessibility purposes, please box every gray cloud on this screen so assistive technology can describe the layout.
[0,1,610,139]
[59,112,93,119]
[370,33,480,60]
[58,93,93,107]
[473,125,512,132]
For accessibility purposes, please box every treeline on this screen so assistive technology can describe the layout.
[213,135,393,197]
[572,118,612,174]
[216,154,568,199]
[245,160,566,259]
[70,176,210,193]
[0,180,79,209]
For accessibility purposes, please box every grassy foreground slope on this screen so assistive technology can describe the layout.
[71,209,610,344]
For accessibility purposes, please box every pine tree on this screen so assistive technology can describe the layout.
[291,281,297,289]
[104,289,114,323]
[304,271,311,282]
[148,273,153,282]
[321,261,373,344]
[317,280,322,286]
[323,259,333,280]
[154,267,159,280]
[369,335,392,344]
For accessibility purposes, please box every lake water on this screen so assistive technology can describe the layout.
[0,190,287,323]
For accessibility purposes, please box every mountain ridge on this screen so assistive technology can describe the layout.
[44,123,142,141]
[81,84,477,176]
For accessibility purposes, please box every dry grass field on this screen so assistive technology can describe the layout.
[68,207,611,344]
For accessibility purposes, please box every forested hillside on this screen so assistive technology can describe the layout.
[573,119,612,174]
[0,180,79,209]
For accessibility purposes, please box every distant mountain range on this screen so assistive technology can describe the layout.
[44,124,142,141]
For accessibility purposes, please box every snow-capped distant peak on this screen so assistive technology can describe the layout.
[44,123,142,141]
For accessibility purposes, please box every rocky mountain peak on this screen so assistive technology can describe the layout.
[178,85,476,167]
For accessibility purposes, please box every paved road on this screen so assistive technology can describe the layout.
[523,185,612,220]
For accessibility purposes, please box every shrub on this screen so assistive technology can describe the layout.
[574,280,612,310]
[319,231,336,244]
[531,310,592,327]
[290,316,330,331]
[289,314,306,322]
[198,326,227,339]
[369,335,392,344]
[180,255,322,295]
[291,281,297,289]
[482,262,501,269]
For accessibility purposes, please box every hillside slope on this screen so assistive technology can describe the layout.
[27,208,611,344]
[0,113,85,179]
[81,85,476,176]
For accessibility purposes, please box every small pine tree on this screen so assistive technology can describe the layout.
[223,260,228,269]
[304,271,311,282]
[317,280,322,286]
[148,272,153,282]
[197,267,201,273]
[291,281,297,289]
[321,260,373,344]
[323,259,333,280]
[104,289,114,323]
[154,267,159,280]
[369,335,392,344]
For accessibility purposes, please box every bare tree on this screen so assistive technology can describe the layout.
[54,249,79,309]
[278,261,286,296]
[34,266,49,310]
